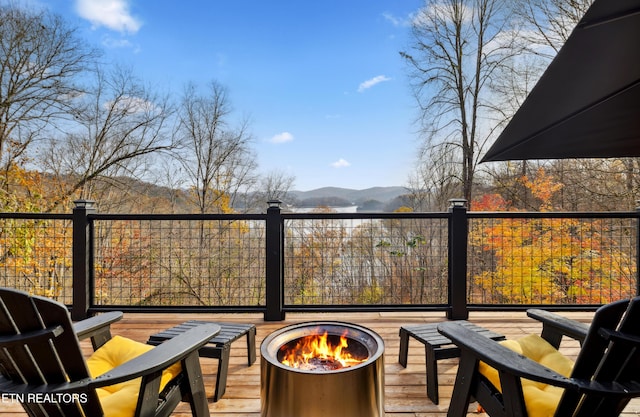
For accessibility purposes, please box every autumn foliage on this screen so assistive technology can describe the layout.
[470,169,635,304]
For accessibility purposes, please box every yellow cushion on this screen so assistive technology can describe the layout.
[86,335,182,417]
[478,334,574,417]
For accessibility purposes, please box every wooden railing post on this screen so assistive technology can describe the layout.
[448,199,469,319]
[72,200,95,320]
[265,200,285,321]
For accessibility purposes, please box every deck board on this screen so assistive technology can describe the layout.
[2,311,640,416]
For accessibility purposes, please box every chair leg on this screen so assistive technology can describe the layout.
[398,328,409,367]
[446,351,477,417]
[246,327,256,366]
[425,345,439,404]
[183,352,211,417]
[214,345,231,402]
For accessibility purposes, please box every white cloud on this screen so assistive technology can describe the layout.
[270,132,294,144]
[358,75,391,92]
[382,12,401,26]
[75,0,142,34]
[331,158,351,168]
[101,35,133,49]
[382,12,412,27]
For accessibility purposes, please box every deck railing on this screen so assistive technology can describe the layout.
[1,200,638,320]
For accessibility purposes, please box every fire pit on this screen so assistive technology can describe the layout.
[260,321,385,417]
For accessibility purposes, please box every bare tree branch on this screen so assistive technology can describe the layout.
[402,0,518,204]
[175,81,258,214]
[40,65,175,211]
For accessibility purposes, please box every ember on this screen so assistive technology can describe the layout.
[278,331,367,371]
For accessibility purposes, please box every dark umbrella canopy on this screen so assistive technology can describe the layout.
[481,0,640,162]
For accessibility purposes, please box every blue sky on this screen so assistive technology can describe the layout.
[40,0,423,191]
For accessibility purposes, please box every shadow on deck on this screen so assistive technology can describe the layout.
[3,311,640,416]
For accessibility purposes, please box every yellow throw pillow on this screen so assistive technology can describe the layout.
[86,335,182,417]
[478,334,574,417]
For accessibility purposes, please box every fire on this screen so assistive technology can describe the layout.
[279,331,366,371]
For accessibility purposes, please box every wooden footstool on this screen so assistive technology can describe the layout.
[148,320,256,402]
[398,321,505,404]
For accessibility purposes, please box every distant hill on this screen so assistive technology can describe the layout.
[288,186,408,209]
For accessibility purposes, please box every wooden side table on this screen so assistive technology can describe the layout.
[398,321,505,404]
[148,320,256,402]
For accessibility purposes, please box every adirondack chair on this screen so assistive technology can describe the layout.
[0,287,220,417]
[438,296,640,417]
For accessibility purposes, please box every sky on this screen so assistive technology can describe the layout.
[38,0,424,191]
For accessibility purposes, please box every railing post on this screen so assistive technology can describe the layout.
[448,198,469,320]
[265,200,285,321]
[636,202,640,296]
[72,200,95,320]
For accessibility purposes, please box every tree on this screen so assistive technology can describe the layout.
[287,207,347,304]
[471,169,636,304]
[484,0,608,211]
[513,0,592,57]
[175,81,257,214]
[252,169,295,209]
[0,164,73,300]
[406,153,462,211]
[39,65,175,212]
[160,81,258,305]
[0,4,98,207]
[401,0,517,205]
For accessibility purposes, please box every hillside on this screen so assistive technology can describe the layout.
[288,186,409,210]
[290,186,407,204]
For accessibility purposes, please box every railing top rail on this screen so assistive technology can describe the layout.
[282,212,449,220]
[2,210,636,221]
[0,212,72,220]
[89,213,267,221]
[468,211,639,219]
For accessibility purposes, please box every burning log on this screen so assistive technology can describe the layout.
[278,331,367,371]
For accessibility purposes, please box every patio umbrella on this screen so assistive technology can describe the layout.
[481,0,640,162]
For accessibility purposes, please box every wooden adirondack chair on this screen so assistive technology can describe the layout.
[438,296,640,417]
[0,287,220,417]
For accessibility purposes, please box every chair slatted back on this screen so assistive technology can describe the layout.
[557,297,640,416]
[0,288,103,417]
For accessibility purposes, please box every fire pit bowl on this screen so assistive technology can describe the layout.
[260,321,385,417]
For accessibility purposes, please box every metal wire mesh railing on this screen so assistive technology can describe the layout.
[283,214,449,307]
[91,214,266,308]
[1,205,638,319]
[468,212,638,307]
[0,213,73,304]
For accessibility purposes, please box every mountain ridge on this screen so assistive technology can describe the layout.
[288,186,408,209]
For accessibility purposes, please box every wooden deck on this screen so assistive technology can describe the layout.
[3,311,640,416]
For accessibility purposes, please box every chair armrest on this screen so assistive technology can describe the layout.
[437,321,640,396]
[73,311,124,350]
[437,322,576,388]
[89,323,220,388]
[527,309,589,348]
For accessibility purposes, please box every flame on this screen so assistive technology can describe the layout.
[279,331,366,371]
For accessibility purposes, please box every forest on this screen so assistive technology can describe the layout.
[2,170,635,309]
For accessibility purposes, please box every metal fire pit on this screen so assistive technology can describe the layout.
[260,321,385,417]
